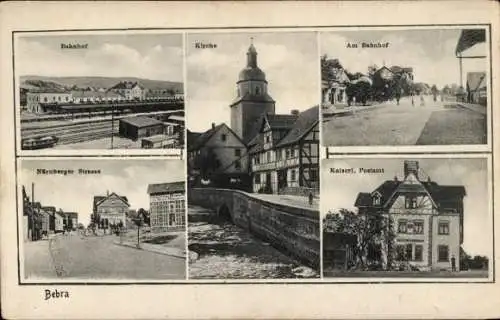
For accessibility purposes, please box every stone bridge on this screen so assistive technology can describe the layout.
[189,188,320,270]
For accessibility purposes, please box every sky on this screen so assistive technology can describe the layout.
[320,158,491,256]
[186,32,319,132]
[20,159,184,226]
[321,28,487,89]
[16,33,184,82]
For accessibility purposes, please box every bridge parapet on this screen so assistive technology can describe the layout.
[189,187,320,271]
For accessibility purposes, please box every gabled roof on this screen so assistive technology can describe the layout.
[187,123,245,151]
[119,116,163,128]
[276,106,319,147]
[110,81,143,90]
[147,181,185,194]
[354,178,466,212]
[93,193,129,211]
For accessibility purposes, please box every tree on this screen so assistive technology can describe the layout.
[325,209,395,270]
[194,148,221,180]
[137,208,149,226]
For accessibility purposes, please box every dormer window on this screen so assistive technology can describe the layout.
[373,194,381,206]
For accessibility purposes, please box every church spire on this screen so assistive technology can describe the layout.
[247,37,258,68]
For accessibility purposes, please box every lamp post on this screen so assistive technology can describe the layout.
[133,214,144,248]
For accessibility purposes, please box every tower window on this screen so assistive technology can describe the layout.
[255,86,261,95]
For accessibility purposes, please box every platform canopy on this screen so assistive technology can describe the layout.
[455,29,486,56]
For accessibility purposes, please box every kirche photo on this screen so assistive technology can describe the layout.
[185,32,320,279]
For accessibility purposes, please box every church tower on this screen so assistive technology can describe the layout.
[230,39,275,143]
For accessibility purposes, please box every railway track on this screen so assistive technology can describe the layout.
[21,120,119,145]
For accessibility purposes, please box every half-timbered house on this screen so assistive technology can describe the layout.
[248,106,319,195]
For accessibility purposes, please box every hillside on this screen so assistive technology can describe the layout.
[20,76,184,93]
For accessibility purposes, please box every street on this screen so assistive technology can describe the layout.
[23,234,186,280]
[188,205,318,279]
[322,97,487,146]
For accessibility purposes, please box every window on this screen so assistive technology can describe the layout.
[266,151,271,163]
[414,220,424,234]
[255,174,261,184]
[44,97,48,102]
[415,245,423,261]
[373,194,381,206]
[398,220,408,233]
[286,149,290,159]
[438,221,449,235]
[235,149,241,157]
[255,86,261,95]
[405,244,413,260]
[438,245,449,262]
[254,156,260,165]
[221,134,227,142]
[276,150,282,161]
[265,135,270,143]
[310,169,318,182]
[405,196,417,209]
[291,170,296,181]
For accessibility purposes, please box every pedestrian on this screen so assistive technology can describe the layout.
[411,95,415,107]
[420,94,425,107]
[308,192,313,206]
[451,255,457,272]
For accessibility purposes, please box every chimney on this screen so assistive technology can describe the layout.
[291,109,299,116]
[211,123,215,130]
[106,190,109,197]
[404,160,419,179]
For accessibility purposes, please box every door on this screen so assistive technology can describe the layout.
[265,173,272,194]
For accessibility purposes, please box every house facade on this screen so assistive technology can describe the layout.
[248,107,319,195]
[93,192,129,228]
[148,182,185,232]
[355,160,465,271]
[188,123,249,181]
[321,58,351,105]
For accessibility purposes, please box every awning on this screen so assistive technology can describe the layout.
[455,29,486,56]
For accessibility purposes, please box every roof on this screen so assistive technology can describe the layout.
[93,193,129,210]
[27,89,69,94]
[276,106,319,147]
[266,114,299,129]
[147,181,185,194]
[466,72,486,91]
[230,92,275,106]
[354,179,466,212]
[168,115,184,121]
[71,90,123,98]
[110,81,143,90]
[119,116,163,128]
[187,123,245,151]
[187,130,202,147]
[456,29,486,55]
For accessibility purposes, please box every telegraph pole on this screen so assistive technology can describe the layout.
[110,105,114,150]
